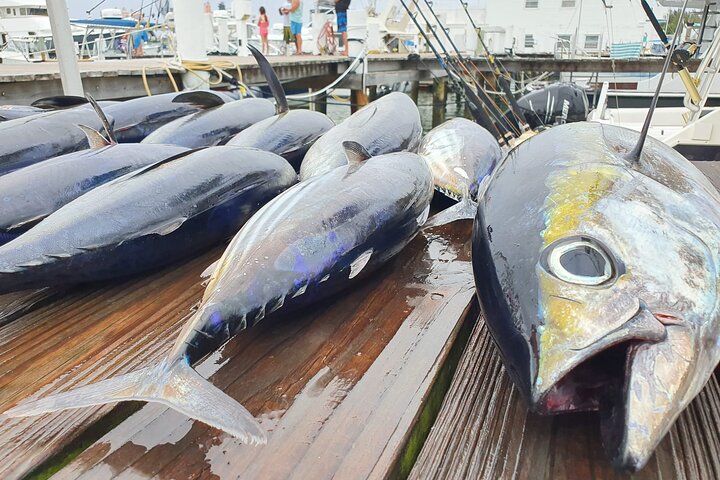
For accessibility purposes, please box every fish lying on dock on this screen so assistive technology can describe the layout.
[0,118,187,244]
[418,117,501,227]
[226,46,334,170]
[0,105,44,122]
[142,97,275,148]
[472,121,720,470]
[4,141,434,444]
[0,105,112,175]
[0,146,297,293]
[104,90,230,142]
[298,91,422,180]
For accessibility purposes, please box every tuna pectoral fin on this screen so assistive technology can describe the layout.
[201,259,220,279]
[3,358,267,445]
[423,197,478,229]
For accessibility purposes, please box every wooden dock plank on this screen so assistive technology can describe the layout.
[0,221,474,479]
[0,247,224,479]
[409,319,720,479]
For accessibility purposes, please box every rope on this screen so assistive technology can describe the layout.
[139,57,250,97]
[287,47,367,99]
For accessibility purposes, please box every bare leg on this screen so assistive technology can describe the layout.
[296,33,302,54]
[343,32,348,56]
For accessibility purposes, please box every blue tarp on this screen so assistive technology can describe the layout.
[610,42,643,59]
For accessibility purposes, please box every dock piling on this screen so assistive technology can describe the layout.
[312,90,327,114]
[409,81,420,104]
[432,78,447,127]
[351,89,369,113]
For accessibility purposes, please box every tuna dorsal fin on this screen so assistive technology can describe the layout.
[30,95,88,109]
[342,141,372,169]
[172,91,227,108]
[120,147,202,180]
[248,44,289,114]
[76,124,111,149]
[626,1,688,162]
[85,94,117,144]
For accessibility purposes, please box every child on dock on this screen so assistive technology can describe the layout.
[258,7,270,55]
[280,4,293,55]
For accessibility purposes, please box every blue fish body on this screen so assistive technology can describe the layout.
[0,146,297,293]
[142,98,275,148]
[226,110,335,170]
[0,143,188,244]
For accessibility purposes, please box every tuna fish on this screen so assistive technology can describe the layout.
[418,117,501,227]
[4,141,434,445]
[298,91,422,180]
[0,146,297,293]
[0,106,112,175]
[226,45,334,170]
[0,122,187,245]
[0,105,44,122]
[472,121,720,470]
[104,90,230,142]
[141,97,276,148]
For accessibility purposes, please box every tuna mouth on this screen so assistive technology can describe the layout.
[537,340,633,414]
[534,310,685,471]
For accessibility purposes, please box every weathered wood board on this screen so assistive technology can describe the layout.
[0,221,475,479]
[410,319,720,479]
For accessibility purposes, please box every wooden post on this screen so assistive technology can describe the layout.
[368,86,378,103]
[409,81,420,104]
[432,78,447,128]
[351,89,369,114]
[313,92,327,114]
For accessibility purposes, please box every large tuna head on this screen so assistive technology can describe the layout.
[472,122,720,471]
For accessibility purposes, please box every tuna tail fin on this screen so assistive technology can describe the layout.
[3,358,267,445]
[423,195,477,229]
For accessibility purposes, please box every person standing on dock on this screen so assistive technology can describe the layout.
[285,0,303,54]
[280,4,293,55]
[258,7,270,55]
[335,0,350,56]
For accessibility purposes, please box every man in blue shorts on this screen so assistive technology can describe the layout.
[335,0,350,56]
[287,0,304,54]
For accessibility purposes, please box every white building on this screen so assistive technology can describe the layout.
[481,0,669,55]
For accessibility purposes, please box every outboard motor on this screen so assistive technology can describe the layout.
[515,82,589,129]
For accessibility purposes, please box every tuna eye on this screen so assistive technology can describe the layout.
[546,239,613,286]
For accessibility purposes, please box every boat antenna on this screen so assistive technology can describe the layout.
[627,0,688,162]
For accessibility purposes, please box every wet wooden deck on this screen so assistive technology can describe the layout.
[0,221,475,479]
[409,320,720,480]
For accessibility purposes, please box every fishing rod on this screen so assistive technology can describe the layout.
[405,0,518,138]
[420,0,526,132]
[457,0,510,79]
[638,0,701,106]
[456,0,527,120]
[397,0,507,141]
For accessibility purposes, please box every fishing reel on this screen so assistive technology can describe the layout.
[671,42,701,106]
